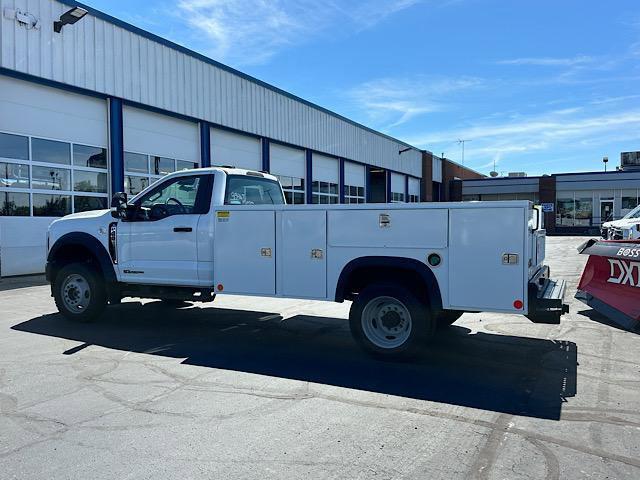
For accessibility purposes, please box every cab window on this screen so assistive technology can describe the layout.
[225,175,284,205]
[133,174,210,220]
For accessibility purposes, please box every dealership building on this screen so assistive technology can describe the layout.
[0,0,486,277]
[456,154,640,235]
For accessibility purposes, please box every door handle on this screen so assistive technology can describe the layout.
[173,227,192,232]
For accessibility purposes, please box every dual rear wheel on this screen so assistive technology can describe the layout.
[349,283,462,358]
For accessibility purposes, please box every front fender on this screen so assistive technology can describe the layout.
[46,232,117,284]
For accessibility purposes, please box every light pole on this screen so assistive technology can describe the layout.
[603,156,609,172]
[457,139,471,166]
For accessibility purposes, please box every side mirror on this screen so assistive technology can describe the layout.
[111,192,127,208]
[110,192,128,219]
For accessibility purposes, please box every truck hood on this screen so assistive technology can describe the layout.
[60,209,111,220]
[603,218,640,229]
[48,209,113,246]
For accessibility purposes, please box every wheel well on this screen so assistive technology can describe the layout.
[335,257,443,312]
[49,244,103,281]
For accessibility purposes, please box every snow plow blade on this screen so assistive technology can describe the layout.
[576,238,640,332]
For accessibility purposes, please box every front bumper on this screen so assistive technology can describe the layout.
[526,265,569,324]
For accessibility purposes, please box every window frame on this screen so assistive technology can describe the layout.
[128,173,214,221]
[224,174,285,206]
[124,150,199,196]
[0,130,109,216]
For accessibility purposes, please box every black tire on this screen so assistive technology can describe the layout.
[437,310,464,328]
[349,283,435,358]
[53,262,107,322]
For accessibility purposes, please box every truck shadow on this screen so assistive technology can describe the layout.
[12,301,577,421]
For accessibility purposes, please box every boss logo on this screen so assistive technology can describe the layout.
[616,247,640,258]
[607,259,640,287]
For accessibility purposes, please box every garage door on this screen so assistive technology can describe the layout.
[123,106,199,195]
[344,161,365,203]
[211,128,261,171]
[0,76,109,276]
[391,172,406,203]
[408,177,420,202]
[270,143,306,204]
[312,153,339,204]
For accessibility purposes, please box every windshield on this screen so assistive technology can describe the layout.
[623,204,640,219]
[225,175,285,205]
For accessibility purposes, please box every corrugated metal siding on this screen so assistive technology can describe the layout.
[1,0,422,177]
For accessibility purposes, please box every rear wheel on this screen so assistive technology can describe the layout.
[349,283,434,358]
[53,263,106,322]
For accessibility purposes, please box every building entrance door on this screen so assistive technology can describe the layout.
[600,199,614,224]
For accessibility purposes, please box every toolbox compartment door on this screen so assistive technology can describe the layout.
[213,209,276,295]
[449,207,526,312]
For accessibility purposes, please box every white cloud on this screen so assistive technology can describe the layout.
[496,55,594,67]
[346,75,483,129]
[406,107,640,172]
[175,0,422,65]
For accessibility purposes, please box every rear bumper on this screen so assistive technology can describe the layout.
[526,265,570,324]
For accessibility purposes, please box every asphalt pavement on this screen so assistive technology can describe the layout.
[1,236,639,479]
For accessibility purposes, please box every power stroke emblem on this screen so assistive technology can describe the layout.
[607,259,640,287]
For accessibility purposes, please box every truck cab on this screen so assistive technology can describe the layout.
[46,167,568,358]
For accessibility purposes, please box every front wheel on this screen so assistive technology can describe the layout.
[53,263,107,322]
[349,283,434,358]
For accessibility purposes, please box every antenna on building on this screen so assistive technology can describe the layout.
[457,139,472,166]
[489,157,498,177]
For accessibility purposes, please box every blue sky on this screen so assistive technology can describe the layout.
[85,0,640,176]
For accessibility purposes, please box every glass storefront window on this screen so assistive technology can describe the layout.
[0,161,29,189]
[622,191,638,217]
[575,197,593,226]
[0,132,29,160]
[125,175,149,196]
[33,194,71,216]
[124,152,149,173]
[0,131,109,217]
[0,191,30,216]
[176,160,198,171]
[73,196,108,213]
[277,175,305,204]
[74,170,108,193]
[152,156,175,175]
[312,181,339,204]
[32,166,71,191]
[556,197,575,226]
[345,184,365,203]
[32,138,71,165]
[73,145,107,169]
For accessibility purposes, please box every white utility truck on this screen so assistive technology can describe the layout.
[46,167,568,357]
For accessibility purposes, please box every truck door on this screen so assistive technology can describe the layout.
[449,206,526,312]
[213,209,276,295]
[118,174,213,286]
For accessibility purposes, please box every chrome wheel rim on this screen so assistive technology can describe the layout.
[361,296,412,349]
[61,273,91,313]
